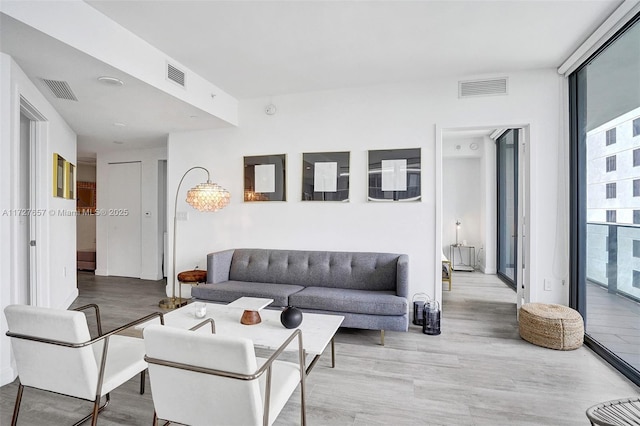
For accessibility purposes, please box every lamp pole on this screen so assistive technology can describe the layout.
[159,166,229,309]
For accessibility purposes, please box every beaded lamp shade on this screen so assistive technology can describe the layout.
[186,181,231,212]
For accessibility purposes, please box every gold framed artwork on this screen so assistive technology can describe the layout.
[52,153,77,200]
[64,161,76,200]
[53,153,65,198]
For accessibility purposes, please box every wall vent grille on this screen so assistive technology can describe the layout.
[167,63,186,87]
[459,77,508,98]
[41,79,78,101]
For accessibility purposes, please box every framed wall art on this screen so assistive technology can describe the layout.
[64,161,76,200]
[367,148,421,202]
[243,154,287,201]
[53,153,66,198]
[302,151,350,201]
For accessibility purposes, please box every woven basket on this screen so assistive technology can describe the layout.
[519,303,584,350]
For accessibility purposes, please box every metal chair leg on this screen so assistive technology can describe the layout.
[11,382,24,426]
[72,393,110,426]
[380,330,385,346]
[140,369,146,394]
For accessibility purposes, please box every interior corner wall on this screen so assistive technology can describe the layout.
[95,146,167,281]
[167,68,567,305]
[481,136,497,274]
[77,163,96,252]
[0,53,77,386]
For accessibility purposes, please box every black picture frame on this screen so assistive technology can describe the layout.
[302,151,350,202]
[367,148,421,202]
[243,154,287,202]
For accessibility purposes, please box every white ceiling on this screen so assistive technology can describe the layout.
[0,0,623,155]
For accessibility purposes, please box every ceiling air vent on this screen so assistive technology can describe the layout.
[41,79,78,101]
[167,63,186,87]
[459,77,508,98]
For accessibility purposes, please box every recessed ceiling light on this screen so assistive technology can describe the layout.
[113,122,126,127]
[113,140,124,145]
[97,76,124,86]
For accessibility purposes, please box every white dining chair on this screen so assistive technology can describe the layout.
[143,320,306,426]
[4,304,164,426]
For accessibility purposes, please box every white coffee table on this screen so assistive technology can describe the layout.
[140,300,344,375]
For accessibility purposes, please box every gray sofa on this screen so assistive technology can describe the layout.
[191,248,409,337]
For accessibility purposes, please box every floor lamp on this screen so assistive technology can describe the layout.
[159,166,230,309]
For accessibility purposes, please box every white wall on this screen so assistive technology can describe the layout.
[480,136,497,274]
[167,68,569,306]
[95,146,167,281]
[76,163,96,252]
[443,157,482,263]
[1,53,78,386]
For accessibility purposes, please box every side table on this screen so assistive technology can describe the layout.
[177,269,207,287]
[450,244,475,272]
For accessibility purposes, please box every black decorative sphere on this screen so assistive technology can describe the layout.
[280,306,303,329]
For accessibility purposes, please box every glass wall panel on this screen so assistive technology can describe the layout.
[497,129,518,288]
[571,15,640,385]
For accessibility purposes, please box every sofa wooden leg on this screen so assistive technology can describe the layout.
[380,330,385,346]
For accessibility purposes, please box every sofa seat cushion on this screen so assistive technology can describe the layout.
[191,281,304,307]
[289,287,407,316]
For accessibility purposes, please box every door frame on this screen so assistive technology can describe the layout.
[435,124,530,311]
[19,96,46,306]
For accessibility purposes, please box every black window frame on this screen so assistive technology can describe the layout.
[633,118,640,137]
[634,179,640,197]
[606,155,617,172]
[606,182,617,199]
[570,12,640,387]
[634,149,640,167]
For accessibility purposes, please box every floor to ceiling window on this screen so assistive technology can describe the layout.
[570,14,640,386]
[497,129,518,289]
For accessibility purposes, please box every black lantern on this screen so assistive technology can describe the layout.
[412,293,430,326]
[422,300,441,335]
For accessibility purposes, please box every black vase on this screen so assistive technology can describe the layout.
[280,306,303,329]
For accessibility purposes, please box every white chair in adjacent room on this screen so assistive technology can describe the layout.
[4,304,164,426]
[143,320,306,426]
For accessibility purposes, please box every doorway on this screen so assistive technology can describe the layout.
[436,125,529,311]
[18,98,46,306]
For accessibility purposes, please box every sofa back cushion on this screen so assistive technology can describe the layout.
[229,249,400,291]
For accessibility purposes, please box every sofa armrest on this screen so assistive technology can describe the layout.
[206,249,235,284]
[396,254,409,298]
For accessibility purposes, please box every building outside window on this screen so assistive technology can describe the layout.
[606,128,617,145]
[635,210,640,225]
[571,13,640,387]
[606,155,617,172]
[606,182,617,199]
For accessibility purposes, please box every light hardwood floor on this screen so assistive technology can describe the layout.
[1,271,638,425]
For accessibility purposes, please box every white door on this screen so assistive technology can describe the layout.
[107,162,141,278]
